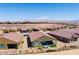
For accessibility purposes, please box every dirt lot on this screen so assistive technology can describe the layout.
[34,49,79,55]
[0,24,65,29]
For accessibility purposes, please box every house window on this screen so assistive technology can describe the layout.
[32,42,41,46]
[72,37,78,41]
[0,44,5,48]
[24,35,28,36]
[41,40,54,45]
[20,30,27,33]
[7,44,17,49]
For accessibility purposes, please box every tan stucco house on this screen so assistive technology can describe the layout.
[0,32,28,49]
[29,31,57,49]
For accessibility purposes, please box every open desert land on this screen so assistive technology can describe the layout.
[0,23,65,29]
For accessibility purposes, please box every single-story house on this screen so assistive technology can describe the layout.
[9,27,17,32]
[0,32,28,49]
[29,31,57,48]
[65,28,79,34]
[32,28,39,31]
[2,27,10,33]
[2,27,17,33]
[48,30,79,43]
[20,28,28,33]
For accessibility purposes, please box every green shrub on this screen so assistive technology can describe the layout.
[34,44,56,49]
[49,44,56,47]
[34,45,43,49]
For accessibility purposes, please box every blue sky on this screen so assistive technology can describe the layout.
[0,3,79,21]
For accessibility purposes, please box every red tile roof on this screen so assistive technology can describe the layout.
[48,30,76,39]
[2,32,23,43]
[29,31,56,41]
[29,31,45,41]
[65,28,79,34]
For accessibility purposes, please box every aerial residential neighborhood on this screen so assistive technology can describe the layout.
[0,3,79,55]
[0,21,78,54]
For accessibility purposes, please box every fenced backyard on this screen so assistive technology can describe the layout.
[0,40,79,55]
[0,46,79,55]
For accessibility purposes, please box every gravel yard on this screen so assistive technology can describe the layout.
[34,49,79,55]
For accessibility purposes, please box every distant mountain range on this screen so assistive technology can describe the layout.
[69,20,79,25]
[0,19,79,25]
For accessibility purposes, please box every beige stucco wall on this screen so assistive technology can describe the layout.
[69,38,79,46]
[0,35,28,49]
[18,36,28,49]
[0,37,17,49]
[34,36,56,43]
